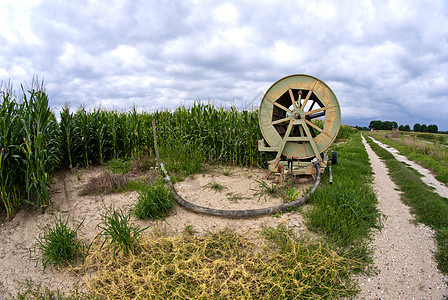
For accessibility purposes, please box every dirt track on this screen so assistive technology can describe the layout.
[358,135,447,299]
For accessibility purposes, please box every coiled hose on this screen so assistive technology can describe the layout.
[159,161,321,219]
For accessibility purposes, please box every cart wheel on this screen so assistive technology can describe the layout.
[331,151,338,164]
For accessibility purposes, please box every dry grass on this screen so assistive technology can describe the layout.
[77,227,364,299]
[79,168,160,195]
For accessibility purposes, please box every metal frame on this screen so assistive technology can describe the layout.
[258,74,341,180]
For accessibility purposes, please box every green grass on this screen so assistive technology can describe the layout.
[251,179,284,201]
[14,279,85,300]
[34,217,86,270]
[226,192,247,202]
[282,186,302,203]
[304,133,382,263]
[365,135,448,274]
[121,178,150,192]
[106,158,130,174]
[132,180,175,220]
[96,207,148,257]
[205,181,227,192]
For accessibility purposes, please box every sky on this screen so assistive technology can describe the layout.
[1,0,448,130]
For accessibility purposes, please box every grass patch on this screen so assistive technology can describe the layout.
[205,181,227,193]
[80,228,365,299]
[132,180,175,220]
[14,279,84,300]
[226,192,247,202]
[96,207,148,257]
[304,133,382,264]
[122,178,150,192]
[251,179,284,201]
[106,158,130,174]
[365,135,448,274]
[34,217,87,270]
[282,185,302,203]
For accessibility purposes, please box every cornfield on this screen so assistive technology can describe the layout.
[1,80,354,219]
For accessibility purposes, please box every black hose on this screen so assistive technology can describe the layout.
[160,161,321,219]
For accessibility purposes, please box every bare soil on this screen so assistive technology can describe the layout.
[0,165,312,297]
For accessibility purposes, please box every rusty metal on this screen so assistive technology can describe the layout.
[258,74,341,177]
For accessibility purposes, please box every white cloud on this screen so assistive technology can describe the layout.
[214,3,239,24]
[1,0,448,129]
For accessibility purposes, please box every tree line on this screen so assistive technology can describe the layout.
[368,120,438,133]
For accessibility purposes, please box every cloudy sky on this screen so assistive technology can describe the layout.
[1,0,448,130]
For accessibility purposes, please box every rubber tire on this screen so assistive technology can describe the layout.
[331,151,338,164]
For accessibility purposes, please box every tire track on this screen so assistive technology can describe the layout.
[358,135,447,299]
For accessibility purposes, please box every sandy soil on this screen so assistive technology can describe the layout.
[358,135,448,299]
[0,165,311,298]
[2,137,447,298]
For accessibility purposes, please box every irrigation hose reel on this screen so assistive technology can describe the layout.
[258,74,341,182]
[158,74,340,218]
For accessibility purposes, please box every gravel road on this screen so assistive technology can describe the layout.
[358,135,447,299]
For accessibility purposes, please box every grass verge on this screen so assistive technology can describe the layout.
[305,133,382,253]
[365,135,448,274]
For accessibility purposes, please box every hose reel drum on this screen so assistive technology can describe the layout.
[258,74,341,181]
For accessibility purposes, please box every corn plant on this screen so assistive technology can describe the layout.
[0,85,24,218]
[21,81,60,210]
[59,105,81,168]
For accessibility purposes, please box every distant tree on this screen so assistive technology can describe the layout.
[421,124,428,132]
[428,124,438,133]
[369,120,382,130]
[403,125,411,131]
[369,120,399,130]
[413,123,421,132]
[398,125,404,131]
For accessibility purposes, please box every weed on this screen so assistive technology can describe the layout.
[132,181,174,220]
[205,181,226,193]
[106,158,130,174]
[251,179,283,201]
[282,186,301,203]
[226,192,247,202]
[34,217,86,270]
[272,212,282,218]
[123,179,149,192]
[218,165,233,176]
[96,207,147,257]
[185,225,194,235]
[14,278,85,300]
